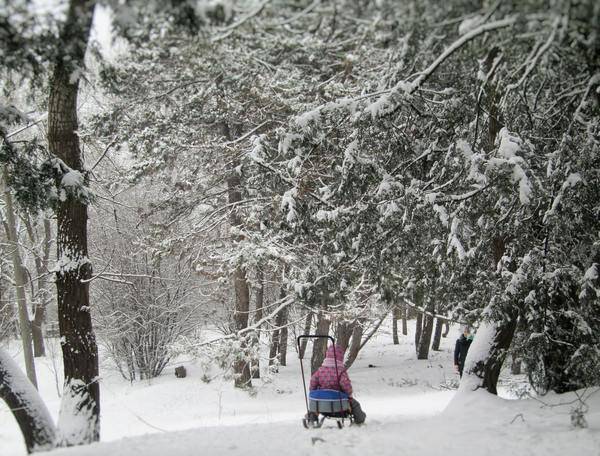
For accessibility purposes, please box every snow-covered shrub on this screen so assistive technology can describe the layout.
[570,405,588,429]
[93,226,200,381]
[176,334,260,388]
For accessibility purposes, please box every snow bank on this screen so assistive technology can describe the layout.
[3,323,599,456]
[41,388,600,456]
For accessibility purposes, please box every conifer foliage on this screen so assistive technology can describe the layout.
[0,0,599,452]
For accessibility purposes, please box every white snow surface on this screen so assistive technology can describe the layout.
[2,321,599,456]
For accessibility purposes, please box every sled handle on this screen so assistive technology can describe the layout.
[296,334,335,360]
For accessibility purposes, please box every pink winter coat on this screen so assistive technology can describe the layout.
[309,344,353,396]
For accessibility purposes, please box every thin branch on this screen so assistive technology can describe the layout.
[357,308,390,352]
[222,121,271,146]
[409,16,518,92]
[190,295,295,348]
[272,0,321,27]
[505,17,560,94]
[6,113,48,139]
[212,0,272,42]
[398,293,469,326]
[90,136,118,172]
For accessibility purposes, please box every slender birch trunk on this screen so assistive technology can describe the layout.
[1,169,38,388]
[24,216,52,358]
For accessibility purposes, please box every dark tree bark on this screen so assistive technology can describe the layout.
[0,348,56,453]
[402,303,408,336]
[269,286,287,369]
[268,325,280,368]
[251,268,264,379]
[442,321,450,338]
[414,287,424,353]
[462,237,517,394]
[414,312,422,352]
[511,356,522,375]
[417,303,434,360]
[431,318,443,351]
[298,312,312,359]
[336,321,353,351]
[48,0,99,444]
[311,308,331,374]
[232,263,251,387]
[392,306,400,345]
[220,121,252,388]
[464,314,518,394]
[344,321,364,369]
[278,306,289,367]
[31,320,44,359]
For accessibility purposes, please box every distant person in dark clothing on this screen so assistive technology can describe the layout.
[454,326,474,377]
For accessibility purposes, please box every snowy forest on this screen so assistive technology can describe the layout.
[1,0,599,455]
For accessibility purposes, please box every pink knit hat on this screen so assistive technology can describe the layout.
[325,345,344,365]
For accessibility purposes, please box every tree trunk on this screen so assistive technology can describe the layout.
[268,325,280,367]
[442,321,450,338]
[278,306,288,367]
[0,348,56,453]
[222,121,252,389]
[251,268,264,379]
[24,216,52,358]
[269,286,286,369]
[414,286,424,353]
[31,323,44,359]
[311,308,331,374]
[232,264,252,387]
[417,303,434,360]
[431,317,443,351]
[392,306,400,344]
[1,171,38,388]
[456,234,517,395]
[336,321,354,351]
[460,314,518,394]
[511,356,522,375]
[344,321,364,369]
[414,312,422,353]
[48,0,99,444]
[402,303,408,335]
[298,312,312,359]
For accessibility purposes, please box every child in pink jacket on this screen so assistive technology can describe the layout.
[309,344,366,424]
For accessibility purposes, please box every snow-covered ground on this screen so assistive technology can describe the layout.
[2,321,599,456]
